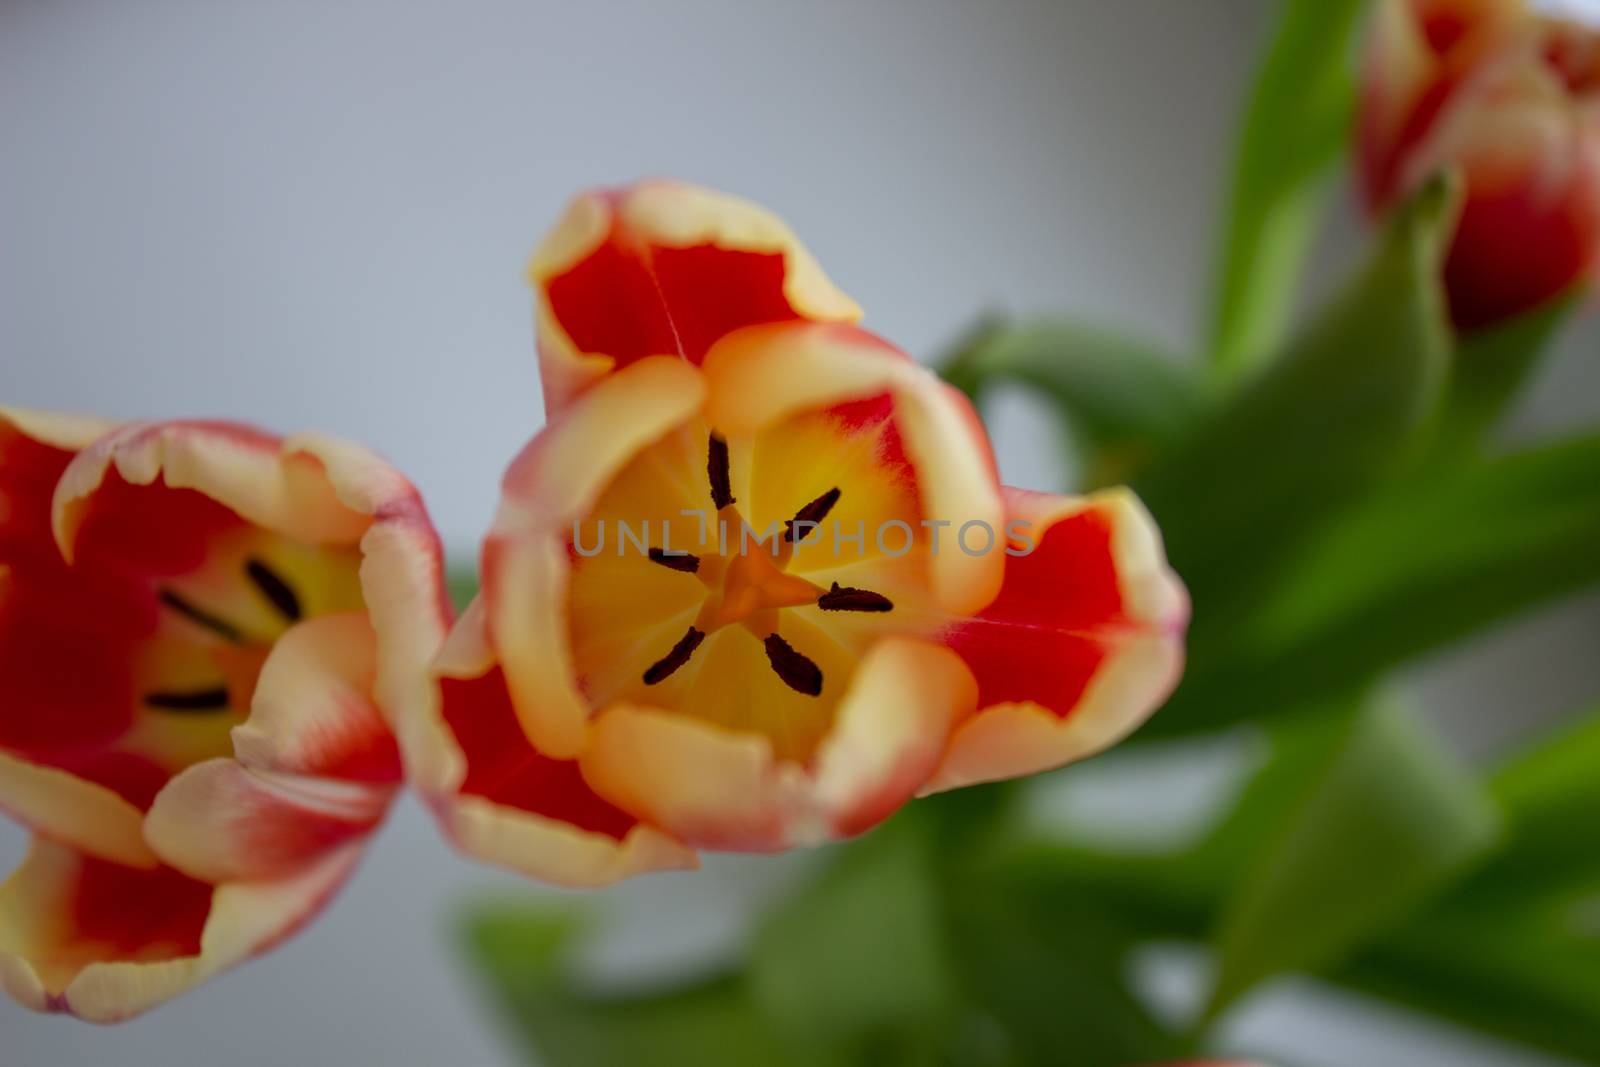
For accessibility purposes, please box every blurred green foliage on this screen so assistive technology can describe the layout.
[1204,696,1500,1016]
[940,320,1199,489]
[459,0,1600,1063]
[1207,0,1368,381]
[1136,174,1453,646]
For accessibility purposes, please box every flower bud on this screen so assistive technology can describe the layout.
[1360,0,1600,328]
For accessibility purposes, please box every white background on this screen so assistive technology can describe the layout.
[3,2,1597,1064]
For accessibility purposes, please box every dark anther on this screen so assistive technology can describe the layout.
[246,558,302,621]
[648,547,701,574]
[158,589,244,644]
[707,433,736,510]
[763,634,823,696]
[145,687,231,712]
[817,582,894,613]
[643,626,706,685]
[785,487,841,543]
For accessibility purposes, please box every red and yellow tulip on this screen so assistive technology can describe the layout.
[0,411,449,1021]
[1360,0,1600,328]
[413,182,1188,862]
[0,181,1190,1016]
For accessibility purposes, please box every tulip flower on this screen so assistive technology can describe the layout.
[1359,0,1600,328]
[414,182,1188,857]
[0,410,449,1021]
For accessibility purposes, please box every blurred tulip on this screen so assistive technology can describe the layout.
[0,412,449,1021]
[1359,0,1600,328]
[412,182,1187,861]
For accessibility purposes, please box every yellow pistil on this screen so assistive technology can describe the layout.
[698,537,823,633]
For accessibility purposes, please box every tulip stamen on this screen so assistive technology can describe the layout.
[763,633,823,696]
[784,487,841,543]
[246,558,302,622]
[158,588,244,644]
[707,433,736,510]
[648,546,701,574]
[144,686,231,712]
[816,582,893,613]
[643,626,706,685]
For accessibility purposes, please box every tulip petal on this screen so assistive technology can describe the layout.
[582,638,975,850]
[0,751,157,869]
[0,578,158,848]
[397,594,485,796]
[412,596,697,887]
[811,638,977,838]
[279,433,454,745]
[701,322,1005,616]
[0,410,160,859]
[531,180,861,409]
[143,759,390,884]
[0,406,114,455]
[925,488,1187,792]
[497,355,709,525]
[0,837,361,1023]
[227,613,400,782]
[490,356,706,759]
[580,703,805,851]
[434,667,700,887]
[441,667,636,839]
[144,614,398,883]
[442,790,697,890]
[53,422,371,565]
[1,411,147,759]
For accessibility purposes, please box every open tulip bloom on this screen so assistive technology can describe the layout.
[413,181,1188,865]
[0,180,1187,1021]
[0,412,449,1020]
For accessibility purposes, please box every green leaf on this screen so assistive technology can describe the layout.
[947,883,1191,1067]
[981,706,1600,1060]
[1321,708,1600,1062]
[1433,294,1575,456]
[1470,707,1600,901]
[989,703,1600,1062]
[984,697,1385,944]
[1305,703,1600,1062]
[447,562,479,612]
[1179,699,1366,892]
[461,900,580,983]
[461,904,804,1067]
[1138,177,1455,645]
[1153,429,1600,738]
[1206,697,1501,1015]
[526,974,806,1067]
[1337,897,1600,1064]
[1208,0,1369,380]
[749,819,956,1061]
[1251,431,1600,660]
[938,319,1202,487]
